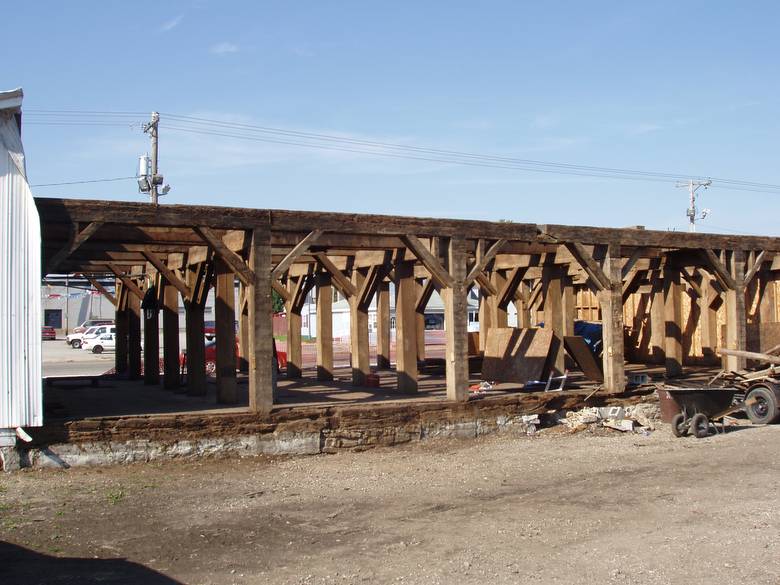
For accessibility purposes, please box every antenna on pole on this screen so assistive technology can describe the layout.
[676,179,712,232]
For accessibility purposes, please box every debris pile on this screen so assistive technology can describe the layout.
[560,403,660,434]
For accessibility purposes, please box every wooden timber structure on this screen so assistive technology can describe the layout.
[36,197,780,416]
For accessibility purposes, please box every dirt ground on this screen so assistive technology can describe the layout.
[1,424,779,585]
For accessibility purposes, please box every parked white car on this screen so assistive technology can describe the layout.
[66,325,116,349]
[81,332,116,354]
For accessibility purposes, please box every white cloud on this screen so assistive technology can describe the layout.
[531,114,559,130]
[159,14,183,32]
[210,42,240,55]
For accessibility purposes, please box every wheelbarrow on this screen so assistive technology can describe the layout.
[662,388,753,438]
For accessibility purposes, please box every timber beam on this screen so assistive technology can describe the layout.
[46,221,103,273]
[312,252,357,298]
[142,250,192,300]
[700,249,737,290]
[272,229,324,279]
[563,242,611,291]
[82,275,117,306]
[402,235,454,289]
[105,263,144,300]
[194,226,256,287]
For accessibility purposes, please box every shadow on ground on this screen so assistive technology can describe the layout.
[0,541,183,585]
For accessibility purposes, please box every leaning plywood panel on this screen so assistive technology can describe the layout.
[563,336,603,383]
[0,88,42,428]
[482,327,552,384]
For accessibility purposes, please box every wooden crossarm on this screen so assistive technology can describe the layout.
[415,278,436,314]
[402,234,455,289]
[47,221,103,273]
[312,252,357,298]
[622,269,647,303]
[106,263,144,300]
[700,249,737,290]
[564,242,611,291]
[744,250,770,286]
[497,266,527,310]
[465,239,507,287]
[194,226,256,287]
[82,275,116,307]
[272,280,291,302]
[272,229,324,280]
[142,251,192,299]
[357,265,385,312]
[621,247,645,280]
[475,273,497,296]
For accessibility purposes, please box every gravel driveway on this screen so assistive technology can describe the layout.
[1,424,778,585]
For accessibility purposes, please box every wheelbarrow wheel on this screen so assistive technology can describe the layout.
[691,413,709,438]
[745,384,780,425]
[671,413,688,437]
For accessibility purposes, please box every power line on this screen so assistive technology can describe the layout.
[162,123,780,194]
[161,113,780,191]
[25,109,147,115]
[23,108,780,194]
[30,176,137,188]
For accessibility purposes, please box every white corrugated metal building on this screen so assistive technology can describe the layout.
[0,88,42,462]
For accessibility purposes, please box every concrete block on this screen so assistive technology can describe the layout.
[0,447,21,472]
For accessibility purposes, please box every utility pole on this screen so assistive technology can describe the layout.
[148,112,159,205]
[139,112,169,204]
[676,179,712,232]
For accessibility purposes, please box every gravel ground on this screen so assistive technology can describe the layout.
[1,424,779,585]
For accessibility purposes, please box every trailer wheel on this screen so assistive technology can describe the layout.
[746,384,780,425]
[691,413,709,438]
[671,413,688,437]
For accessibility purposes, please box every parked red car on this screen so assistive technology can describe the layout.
[41,326,56,340]
[203,320,239,341]
[179,336,240,375]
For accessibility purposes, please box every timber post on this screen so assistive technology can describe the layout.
[396,260,418,393]
[443,237,469,402]
[248,226,274,414]
[162,280,180,389]
[599,242,625,393]
[315,271,334,381]
[215,257,238,403]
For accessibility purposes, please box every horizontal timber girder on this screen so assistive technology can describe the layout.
[35,198,780,282]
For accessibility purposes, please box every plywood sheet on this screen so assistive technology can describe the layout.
[746,323,780,353]
[564,336,603,382]
[482,327,552,383]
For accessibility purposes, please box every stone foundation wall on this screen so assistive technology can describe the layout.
[11,391,650,470]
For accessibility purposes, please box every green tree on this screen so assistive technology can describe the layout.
[272,289,285,313]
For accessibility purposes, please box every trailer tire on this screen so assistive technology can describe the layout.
[671,413,688,437]
[745,384,780,425]
[691,413,709,438]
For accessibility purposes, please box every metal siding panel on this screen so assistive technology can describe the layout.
[0,113,42,428]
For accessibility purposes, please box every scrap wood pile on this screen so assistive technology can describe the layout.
[710,345,780,390]
[703,345,780,426]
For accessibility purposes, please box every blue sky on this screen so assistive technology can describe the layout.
[5,1,780,235]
